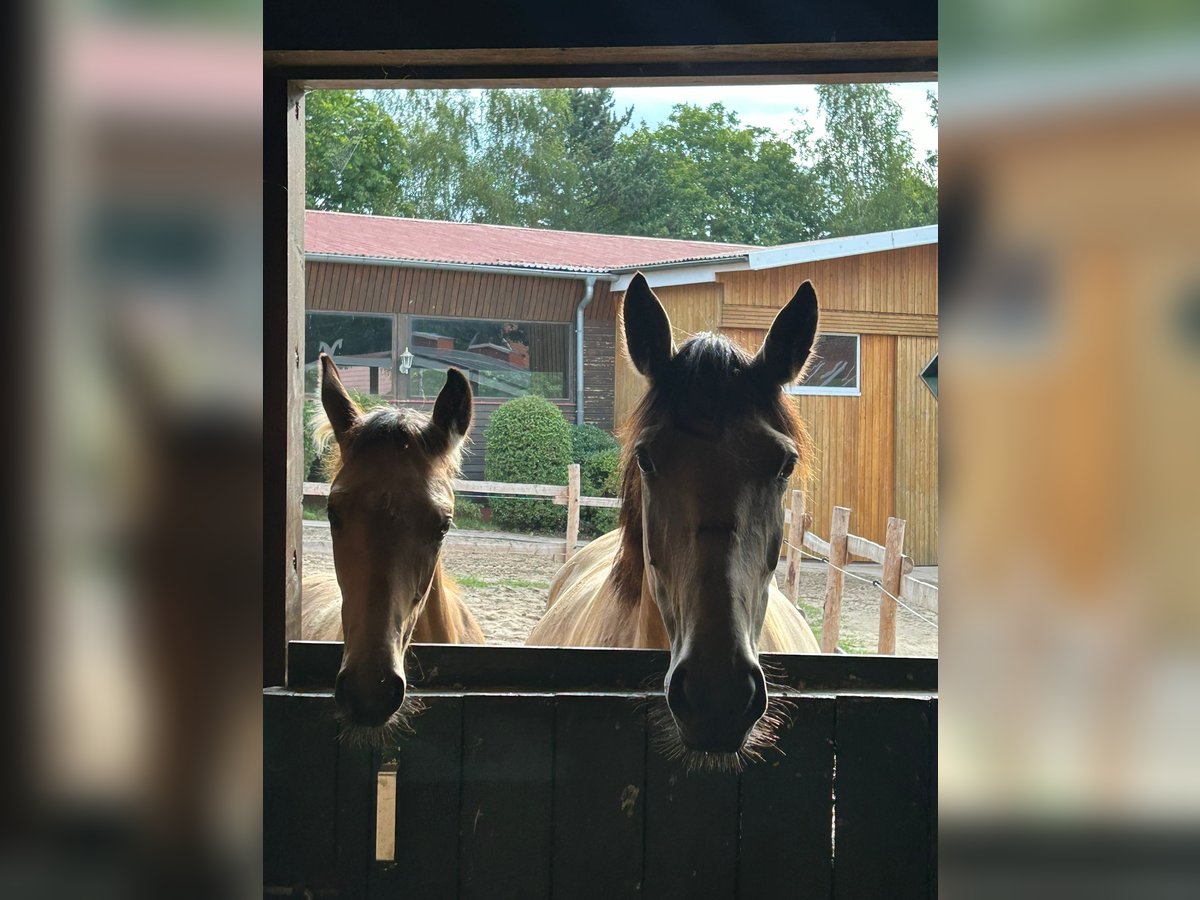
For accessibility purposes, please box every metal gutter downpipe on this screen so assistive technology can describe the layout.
[574,276,597,426]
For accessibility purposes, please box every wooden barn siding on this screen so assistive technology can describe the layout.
[612,282,723,429]
[582,320,615,430]
[717,243,938,317]
[894,336,939,565]
[307,261,615,323]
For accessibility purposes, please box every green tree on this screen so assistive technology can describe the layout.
[811,85,937,237]
[617,104,824,245]
[305,91,410,215]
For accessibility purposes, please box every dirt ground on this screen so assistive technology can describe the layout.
[303,522,938,654]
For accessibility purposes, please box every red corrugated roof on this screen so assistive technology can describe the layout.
[305,210,754,272]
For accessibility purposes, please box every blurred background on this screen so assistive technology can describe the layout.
[0,0,262,898]
[940,0,1200,895]
[1,0,1198,897]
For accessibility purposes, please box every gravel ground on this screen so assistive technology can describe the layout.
[303,522,938,654]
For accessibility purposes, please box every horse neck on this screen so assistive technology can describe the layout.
[633,568,670,649]
[412,561,461,644]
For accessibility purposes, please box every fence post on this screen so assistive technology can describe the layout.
[565,463,581,562]
[820,506,851,654]
[784,490,806,602]
[876,517,906,655]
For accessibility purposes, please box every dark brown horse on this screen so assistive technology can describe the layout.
[528,273,821,767]
[303,355,483,742]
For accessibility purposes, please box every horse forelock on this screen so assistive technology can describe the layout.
[609,332,813,607]
[316,406,465,483]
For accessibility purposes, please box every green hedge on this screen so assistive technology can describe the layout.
[570,423,619,465]
[581,447,623,535]
[453,497,485,529]
[484,396,572,532]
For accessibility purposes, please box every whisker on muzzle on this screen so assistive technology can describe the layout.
[637,669,797,774]
[335,693,427,751]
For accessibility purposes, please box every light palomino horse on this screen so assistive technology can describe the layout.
[527,273,821,766]
[304,354,484,741]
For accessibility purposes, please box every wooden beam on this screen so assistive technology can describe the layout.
[820,507,851,654]
[266,41,938,69]
[264,76,306,687]
[877,517,906,655]
[283,642,940,693]
[784,490,806,602]
[565,464,581,562]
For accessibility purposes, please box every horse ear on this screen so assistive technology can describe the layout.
[752,281,820,386]
[622,272,675,380]
[320,353,361,441]
[432,368,473,442]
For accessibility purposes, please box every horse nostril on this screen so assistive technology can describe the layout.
[666,665,689,716]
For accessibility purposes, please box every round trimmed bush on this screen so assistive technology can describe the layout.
[581,447,623,535]
[485,395,572,533]
[571,423,619,465]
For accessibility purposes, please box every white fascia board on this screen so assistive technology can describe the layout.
[748,226,938,271]
[611,260,749,292]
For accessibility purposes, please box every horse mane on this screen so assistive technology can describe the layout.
[312,405,466,482]
[609,332,813,607]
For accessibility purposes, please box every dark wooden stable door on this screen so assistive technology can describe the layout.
[264,647,936,899]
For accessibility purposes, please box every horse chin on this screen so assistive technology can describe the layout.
[335,693,426,750]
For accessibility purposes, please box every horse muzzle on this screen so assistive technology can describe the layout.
[665,656,768,753]
[335,665,407,727]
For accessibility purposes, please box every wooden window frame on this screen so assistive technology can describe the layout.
[264,8,937,685]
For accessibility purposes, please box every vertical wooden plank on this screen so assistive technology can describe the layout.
[877,516,906,654]
[372,695,465,900]
[737,695,835,899]
[263,76,304,685]
[834,695,934,900]
[552,696,647,899]
[263,691,288,884]
[643,736,740,899]
[335,737,373,900]
[565,463,581,562]
[267,694,339,889]
[460,695,555,900]
[820,506,851,654]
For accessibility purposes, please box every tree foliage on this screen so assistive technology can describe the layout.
[306,86,937,243]
[811,85,938,237]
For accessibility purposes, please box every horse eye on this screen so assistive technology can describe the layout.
[439,517,452,537]
[635,446,655,475]
[778,454,799,481]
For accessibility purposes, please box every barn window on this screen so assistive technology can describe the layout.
[407,316,572,401]
[304,311,395,396]
[787,333,860,396]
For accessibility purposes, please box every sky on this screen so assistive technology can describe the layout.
[609,82,938,162]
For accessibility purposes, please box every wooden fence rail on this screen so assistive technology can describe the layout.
[303,476,937,652]
[304,464,616,562]
[782,490,937,654]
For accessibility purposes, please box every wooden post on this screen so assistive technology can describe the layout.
[877,517,906,655]
[784,490,806,602]
[820,506,851,654]
[565,463,581,562]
